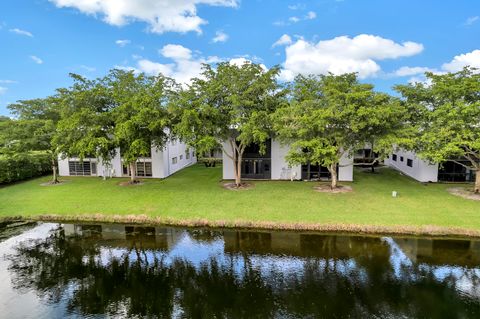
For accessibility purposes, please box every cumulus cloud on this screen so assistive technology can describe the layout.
[393,66,436,77]
[0,87,7,95]
[442,49,480,72]
[131,44,220,84]
[9,28,33,37]
[281,11,316,25]
[115,39,131,47]
[272,34,292,47]
[464,16,479,26]
[305,11,316,20]
[49,0,238,34]
[30,55,43,64]
[279,34,424,80]
[212,30,229,43]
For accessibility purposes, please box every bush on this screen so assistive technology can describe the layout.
[0,153,52,184]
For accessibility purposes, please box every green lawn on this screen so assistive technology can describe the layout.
[0,164,479,236]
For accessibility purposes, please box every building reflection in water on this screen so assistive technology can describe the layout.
[4,222,480,318]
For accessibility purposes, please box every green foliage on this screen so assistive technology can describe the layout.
[395,67,480,190]
[108,70,175,164]
[173,61,285,184]
[0,152,51,184]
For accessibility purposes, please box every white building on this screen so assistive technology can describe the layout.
[58,139,196,179]
[222,138,353,181]
[385,149,476,183]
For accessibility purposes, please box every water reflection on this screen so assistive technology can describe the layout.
[2,223,480,318]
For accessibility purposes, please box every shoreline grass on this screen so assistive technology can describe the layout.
[1,164,479,237]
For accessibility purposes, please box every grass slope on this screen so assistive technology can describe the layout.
[0,165,479,235]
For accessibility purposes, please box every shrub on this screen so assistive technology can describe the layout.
[0,153,52,184]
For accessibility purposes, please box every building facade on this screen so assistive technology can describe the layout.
[58,139,196,179]
[385,149,476,183]
[222,138,354,181]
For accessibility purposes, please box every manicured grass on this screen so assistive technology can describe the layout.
[0,164,479,235]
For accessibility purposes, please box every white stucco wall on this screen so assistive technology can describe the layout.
[385,149,438,182]
[58,141,195,179]
[222,141,236,180]
[339,152,354,182]
[271,139,301,180]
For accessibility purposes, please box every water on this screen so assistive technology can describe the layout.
[0,222,479,318]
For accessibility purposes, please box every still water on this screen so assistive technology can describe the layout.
[0,222,479,318]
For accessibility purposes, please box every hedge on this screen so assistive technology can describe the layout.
[0,153,52,184]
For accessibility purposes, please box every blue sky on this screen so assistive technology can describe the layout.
[0,0,479,115]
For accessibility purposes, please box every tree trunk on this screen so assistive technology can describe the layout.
[371,164,375,173]
[329,163,338,189]
[129,162,137,184]
[234,153,243,187]
[51,158,59,184]
[475,170,480,194]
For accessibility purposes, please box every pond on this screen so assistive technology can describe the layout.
[0,222,479,318]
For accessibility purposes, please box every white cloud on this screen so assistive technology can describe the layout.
[9,28,33,37]
[464,16,479,26]
[49,0,238,34]
[305,11,316,20]
[212,30,229,43]
[0,87,7,95]
[279,34,424,80]
[115,39,131,47]
[288,16,300,23]
[0,80,17,84]
[393,66,435,77]
[133,44,221,84]
[160,44,193,60]
[30,55,43,64]
[80,65,96,72]
[288,4,305,10]
[272,34,292,47]
[442,49,480,72]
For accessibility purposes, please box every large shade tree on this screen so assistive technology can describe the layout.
[4,98,62,183]
[274,73,406,189]
[173,61,285,187]
[395,67,480,193]
[56,70,175,184]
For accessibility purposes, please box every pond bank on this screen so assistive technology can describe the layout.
[2,214,480,239]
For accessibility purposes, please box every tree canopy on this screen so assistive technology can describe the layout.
[173,61,285,186]
[274,73,411,188]
[395,67,480,192]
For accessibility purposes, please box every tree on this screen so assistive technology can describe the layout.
[56,70,175,184]
[55,74,117,180]
[108,70,175,183]
[395,67,480,193]
[354,92,414,173]
[4,98,61,183]
[274,73,399,189]
[173,61,284,187]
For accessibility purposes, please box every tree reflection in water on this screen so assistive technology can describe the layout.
[6,224,480,318]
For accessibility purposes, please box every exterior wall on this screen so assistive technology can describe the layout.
[222,141,236,180]
[271,139,301,180]
[339,152,354,182]
[58,141,196,179]
[221,139,353,181]
[385,149,439,182]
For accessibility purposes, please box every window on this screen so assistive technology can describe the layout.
[180,155,183,160]
[186,150,190,159]
[407,159,413,167]
[172,157,177,164]
[68,161,95,176]
[400,156,404,162]
[122,162,152,177]
[392,154,397,161]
